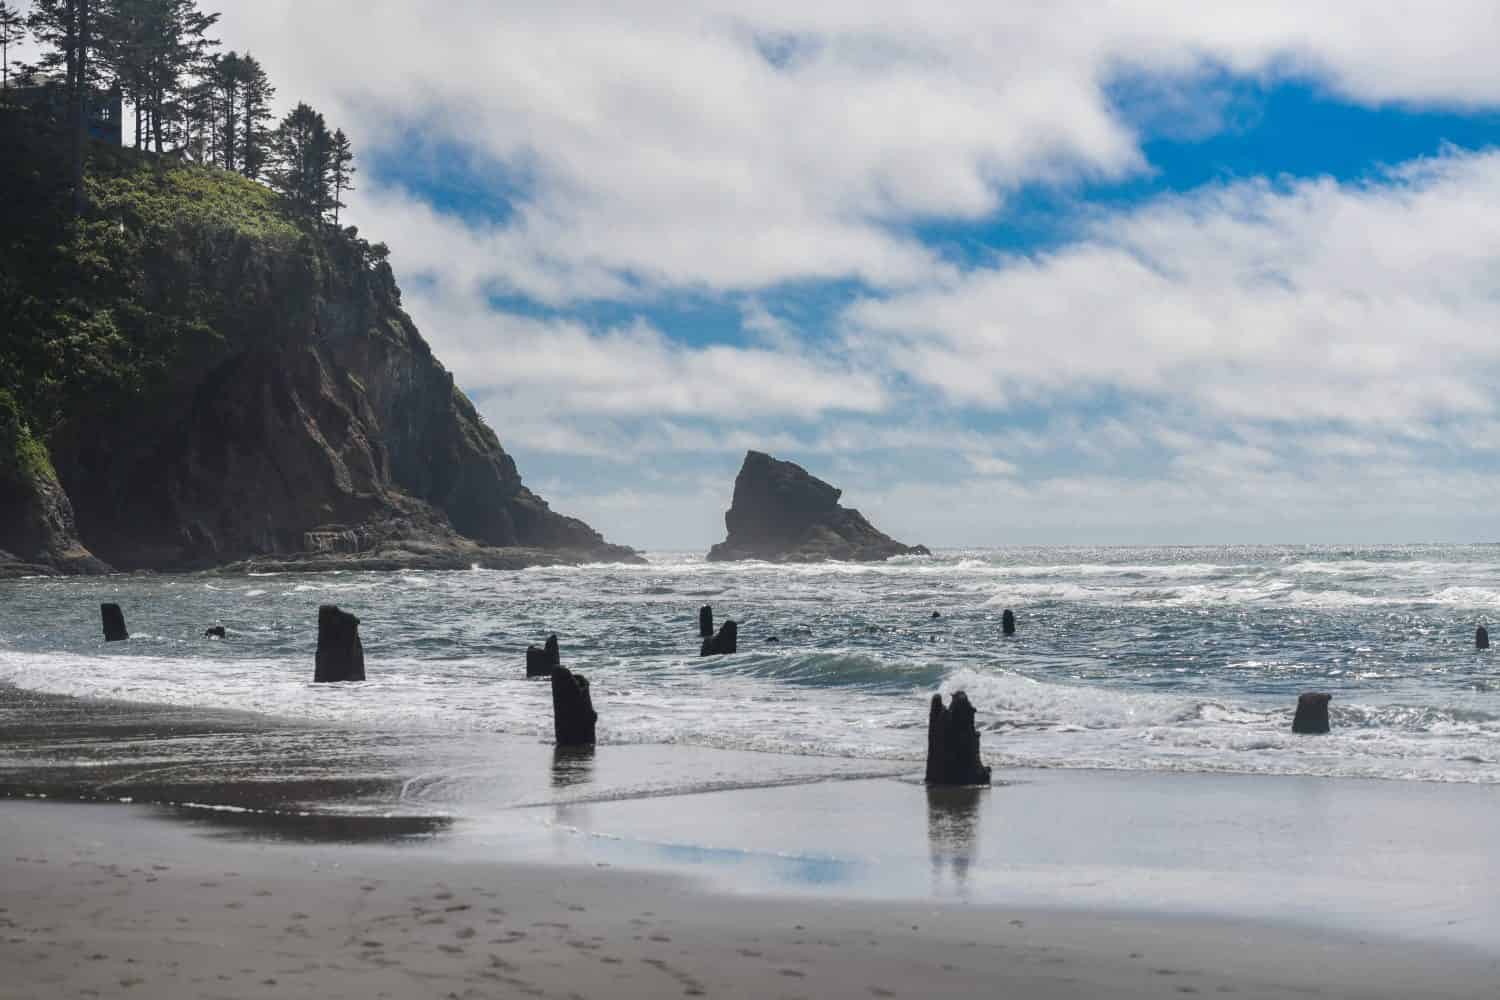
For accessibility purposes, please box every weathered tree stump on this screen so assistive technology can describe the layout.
[700,620,738,656]
[1292,692,1331,734]
[699,604,714,638]
[1001,609,1016,636]
[204,626,226,639]
[527,634,561,677]
[551,665,597,746]
[314,605,365,683]
[1478,626,1490,651]
[925,691,991,786]
[931,610,942,619]
[101,603,128,642]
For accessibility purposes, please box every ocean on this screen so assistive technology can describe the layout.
[3,544,1499,789]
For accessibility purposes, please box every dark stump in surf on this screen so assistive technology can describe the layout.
[527,634,562,677]
[204,626,226,639]
[700,619,738,656]
[925,691,991,786]
[314,604,365,683]
[1478,626,1490,651]
[700,604,714,638]
[1292,692,1331,734]
[1001,609,1016,637]
[551,665,597,746]
[931,610,942,619]
[101,603,128,642]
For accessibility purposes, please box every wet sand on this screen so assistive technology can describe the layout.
[4,800,1499,1000]
[4,683,1500,997]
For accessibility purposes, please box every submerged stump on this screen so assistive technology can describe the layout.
[699,604,714,638]
[700,619,738,656]
[551,665,597,746]
[204,626,226,639]
[101,603,128,642]
[1001,609,1016,637]
[314,605,365,683]
[1292,692,1331,734]
[925,691,991,786]
[527,634,561,677]
[1478,626,1490,651]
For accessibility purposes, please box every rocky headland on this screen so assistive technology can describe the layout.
[0,118,636,576]
[706,451,929,563]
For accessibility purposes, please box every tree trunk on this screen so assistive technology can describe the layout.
[72,0,88,217]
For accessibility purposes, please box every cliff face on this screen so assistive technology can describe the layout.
[0,394,109,578]
[2,133,635,573]
[706,451,929,563]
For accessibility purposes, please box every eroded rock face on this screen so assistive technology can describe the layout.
[706,451,929,563]
[42,233,638,572]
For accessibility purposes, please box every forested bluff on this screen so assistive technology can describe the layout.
[0,6,638,575]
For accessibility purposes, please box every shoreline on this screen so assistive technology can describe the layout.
[4,798,1499,1000]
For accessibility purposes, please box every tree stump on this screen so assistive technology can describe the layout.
[699,604,714,638]
[1292,692,1331,734]
[551,665,597,746]
[101,603,128,642]
[527,634,561,677]
[314,605,365,682]
[1001,609,1016,636]
[925,691,991,785]
[700,620,738,656]
[1478,626,1490,650]
[204,626,226,639]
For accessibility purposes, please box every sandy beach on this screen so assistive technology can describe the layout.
[4,683,1500,998]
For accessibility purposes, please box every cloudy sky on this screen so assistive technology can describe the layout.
[53,2,1500,547]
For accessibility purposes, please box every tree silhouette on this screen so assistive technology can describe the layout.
[330,127,355,225]
[238,52,273,179]
[270,102,332,220]
[0,1,25,89]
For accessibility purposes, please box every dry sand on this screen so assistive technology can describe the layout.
[3,801,1497,1000]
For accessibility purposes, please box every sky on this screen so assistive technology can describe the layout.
[21,2,1500,548]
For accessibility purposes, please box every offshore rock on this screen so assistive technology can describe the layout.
[1292,692,1331,734]
[527,634,561,678]
[101,603,128,642]
[925,691,991,786]
[551,666,597,746]
[699,604,714,638]
[706,451,928,563]
[314,604,365,683]
[701,620,738,657]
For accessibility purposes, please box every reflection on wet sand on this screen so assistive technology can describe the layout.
[927,785,983,896]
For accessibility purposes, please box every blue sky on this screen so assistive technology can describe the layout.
[208,4,1500,548]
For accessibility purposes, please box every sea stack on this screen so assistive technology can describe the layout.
[551,666,597,746]
[699,604,714,638]
[1292,692,1331,734]
[313,604,365,683]
[526,634,561,677]
[925,691,991,786]
[706,451,929,563]
[100,603,128,642]
[1002,609,1016,636]
[701,620,738,656]
[1478,626,1490,651]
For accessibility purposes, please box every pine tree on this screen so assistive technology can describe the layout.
[330,128,355,225]
[238,52,273,179]
[269,102,332,220]
[0,1,25,89]
[28,0,107,213]
[208,49,242,171]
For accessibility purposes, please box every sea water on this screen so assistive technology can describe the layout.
[2,544,1499,785]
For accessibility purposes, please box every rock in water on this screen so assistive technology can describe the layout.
[705,451,929,563]
[700,620,738,656]
[314,605,365,683]
[699,604,714,638]
[101,603,128,642]
[551,666,597,746]
[931,610,942,619]
[925,691,991,786]
[1478,626,1490,650]
[1002,609,1016,636]
[1292,692,1331,734]
[526,634,561,677]
[203,625,226,639]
